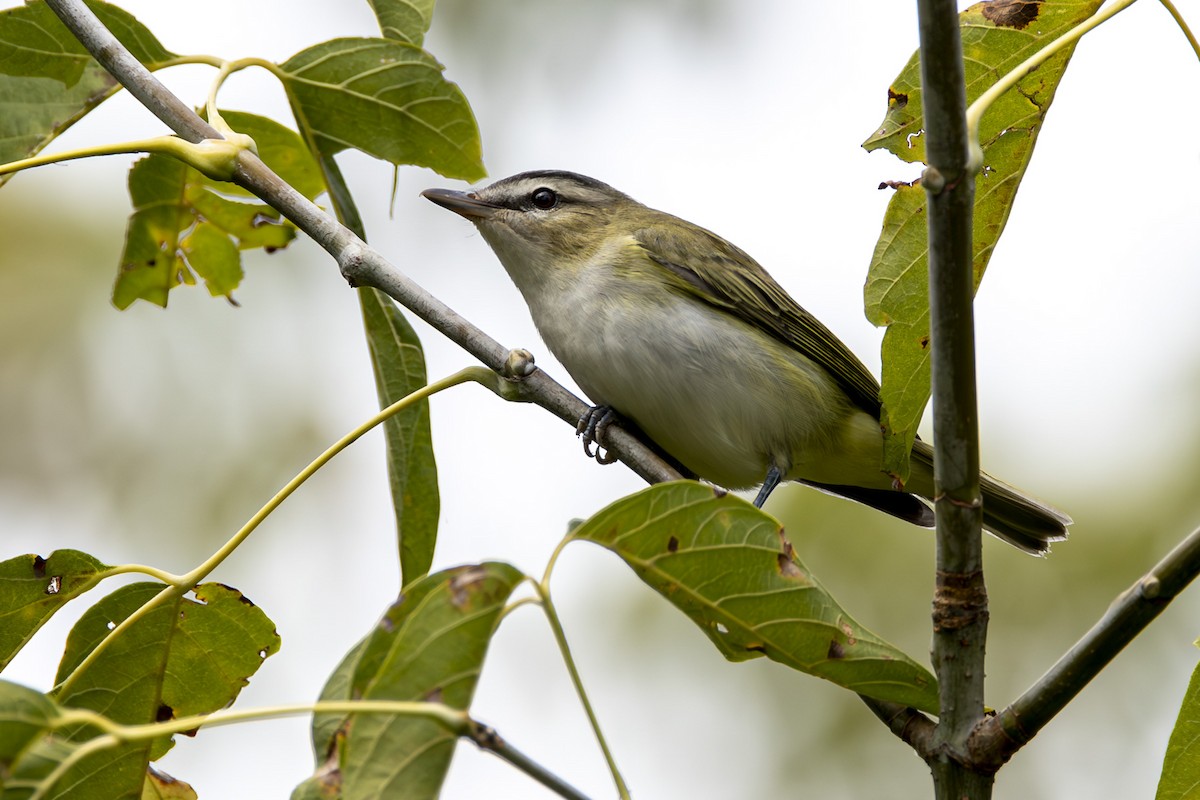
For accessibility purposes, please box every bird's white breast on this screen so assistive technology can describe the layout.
[507,241,873,490]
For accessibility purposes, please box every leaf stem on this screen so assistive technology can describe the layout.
[32,700,592,800]
[205,57,285,127]
[1158,0,1200,61]
[174,367,493,589]
[0,136,184,177]
[55,368,494,697]
[538,535,631,800]
[964,0,1138,170]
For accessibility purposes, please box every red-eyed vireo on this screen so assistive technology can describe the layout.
[423,170,1070,554]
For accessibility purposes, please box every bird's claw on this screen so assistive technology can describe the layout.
[577,405,619,465]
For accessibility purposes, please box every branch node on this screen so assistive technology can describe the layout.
[921,165,946,193]
[337,242,368,287]
[502,349,537,380]
[1139,575,1162,600]
[945,494,983,510]
[932,569,988,633]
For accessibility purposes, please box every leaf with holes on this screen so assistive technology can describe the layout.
[862,0,1104,479]
[0,550,110,671]
[30,582,280,798]
[570,481,938,712]
[113,110,322,308]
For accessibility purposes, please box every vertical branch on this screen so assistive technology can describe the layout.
[915,1,991,798]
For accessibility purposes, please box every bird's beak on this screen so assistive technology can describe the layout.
[421,188,502,220]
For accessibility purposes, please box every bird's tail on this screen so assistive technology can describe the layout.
[911,441,1071,555]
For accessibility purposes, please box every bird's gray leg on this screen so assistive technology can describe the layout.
[753,464,785,508]
[576,405,619,465]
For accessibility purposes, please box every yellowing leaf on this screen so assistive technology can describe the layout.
[862,0,1104,478]
[114,111,322,309]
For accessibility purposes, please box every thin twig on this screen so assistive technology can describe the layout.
[859,695,937,757]
[915,0,992,797]
[29,702,593,800]
[466,719,595,800]
[41,0,681,491]
[973,525,1200,764]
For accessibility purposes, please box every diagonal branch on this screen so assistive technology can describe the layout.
[972,525,1200,765]
[42,0,682,490]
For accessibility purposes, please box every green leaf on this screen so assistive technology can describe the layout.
[141,767,197,800]
[0,679,60,764]
[1157,657,1200,800]
[361,288,439,585]
[368,0,436,45]
[278,38,485,182]
[0,550,110,671]
[0,0,177,187]
[295,563,522,800]
[861,0,1104,479]
[113,110,322,309]
[37,582,279,798]
[0,683,198,799]
[570,482,939,712]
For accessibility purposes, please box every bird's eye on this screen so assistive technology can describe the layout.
[530,188,558,210]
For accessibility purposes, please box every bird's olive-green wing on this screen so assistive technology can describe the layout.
[634,221,883,417]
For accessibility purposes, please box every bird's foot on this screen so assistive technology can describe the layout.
[576,405,620,465]
[753,464,786,508]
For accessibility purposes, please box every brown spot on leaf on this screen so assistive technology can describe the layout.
[888,88,908,110]
[828,640,846,659]
[775,531,804,579]
[32,555,46,578]
[981,0,1041,30]
[156,704,174,722]
[449,565,488,608]
[919,335,930,349]
[667,536,679,553]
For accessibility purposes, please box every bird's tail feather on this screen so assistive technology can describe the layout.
[911,441,1071,555]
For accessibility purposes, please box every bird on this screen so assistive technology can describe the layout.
[422,170,1070,554]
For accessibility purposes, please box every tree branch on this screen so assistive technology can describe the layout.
[42,0,682,490]
[915,0,991,797]
[859,695,937,757]
[972,524,1200,765]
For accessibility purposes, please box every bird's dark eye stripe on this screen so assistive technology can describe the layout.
[531,188,558,209]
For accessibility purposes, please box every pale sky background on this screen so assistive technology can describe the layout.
[3,1,1200,798]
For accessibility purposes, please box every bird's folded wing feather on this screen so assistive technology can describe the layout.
[634,222,883,417]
